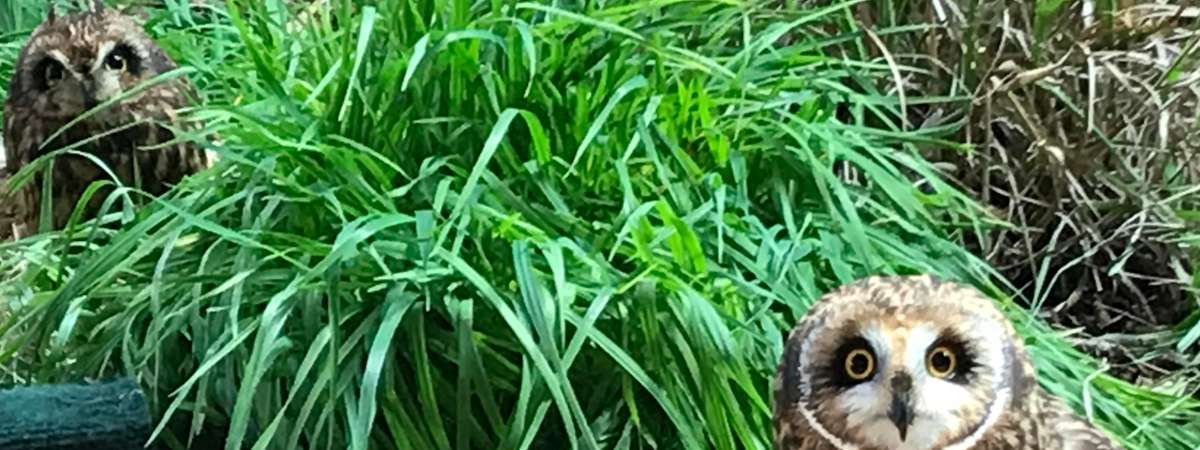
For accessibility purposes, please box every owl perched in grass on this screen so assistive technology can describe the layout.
[2,0,211,238]
[773,275,1122,450]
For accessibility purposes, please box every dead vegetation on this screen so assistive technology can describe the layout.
[840,0,1199,385]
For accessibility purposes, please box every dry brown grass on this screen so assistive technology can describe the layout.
[831,0,1200,385]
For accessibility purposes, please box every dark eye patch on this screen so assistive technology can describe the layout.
[104,43,141,74]
[929,334,976,384]
[34,57,66,91]
[825,336,877,388]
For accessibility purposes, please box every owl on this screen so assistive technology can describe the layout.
[2,0,211,238]
[773,275,1122,450]
[0,169,16,241]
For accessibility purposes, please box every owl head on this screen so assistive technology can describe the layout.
[7,0,181,126]
[774,275,1034,450]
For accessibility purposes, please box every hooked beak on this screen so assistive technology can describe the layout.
[888,374,914,442]
[81,80,100,110]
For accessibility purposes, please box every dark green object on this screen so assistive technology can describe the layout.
[0,377,151,450]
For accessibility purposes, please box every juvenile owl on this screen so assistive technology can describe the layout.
[2,0,211,237]
[773,275,1121,450]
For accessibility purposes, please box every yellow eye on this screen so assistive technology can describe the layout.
[104,45,136,72]
[844,348,875,380]
[926,346,957,378]
[105,52,125,71]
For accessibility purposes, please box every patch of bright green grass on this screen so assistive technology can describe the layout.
[1,0,1198,449]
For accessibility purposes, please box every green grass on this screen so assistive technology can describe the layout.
[1,0,1198,449]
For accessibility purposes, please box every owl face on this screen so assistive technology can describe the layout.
[8,2,176,127]
[777,276,1024,450]
[3,2,206,235]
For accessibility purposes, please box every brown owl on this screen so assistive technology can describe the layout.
[2,0,211,238]
[773,275,1122,450]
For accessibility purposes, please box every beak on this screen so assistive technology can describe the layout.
[81,81,99,110]
[888,374,914,442]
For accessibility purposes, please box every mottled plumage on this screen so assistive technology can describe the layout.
[2,0,210,238]
[0,169,15,241]
[773,275,1121,450]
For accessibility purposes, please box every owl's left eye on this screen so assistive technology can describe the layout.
[104,45,136,72]
[104,52,125,70]
[926,346,958,378]
[106,54,122,70]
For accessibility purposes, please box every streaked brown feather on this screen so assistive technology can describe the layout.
[2,4,210,237]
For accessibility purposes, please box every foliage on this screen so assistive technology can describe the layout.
[1,0,1198,449]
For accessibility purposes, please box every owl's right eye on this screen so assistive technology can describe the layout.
[36,59,65,89]
[843,348,875,380]
[834,337,877,384]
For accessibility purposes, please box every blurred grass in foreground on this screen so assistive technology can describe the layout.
[0,0,1198,449]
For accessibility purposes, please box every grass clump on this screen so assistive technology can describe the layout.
[0,0,1198,449]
